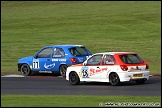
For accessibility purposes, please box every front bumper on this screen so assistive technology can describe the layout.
[18,64,21,71]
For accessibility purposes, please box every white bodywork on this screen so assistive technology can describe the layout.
[66,65,149,82]
[66,52,150,83]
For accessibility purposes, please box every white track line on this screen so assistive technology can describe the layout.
[1,74,24,77]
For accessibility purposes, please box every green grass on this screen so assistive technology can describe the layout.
[1,95,161,107]
[1,1,161,75]
[1,1,161,107]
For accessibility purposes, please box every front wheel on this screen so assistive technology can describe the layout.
[59,65,68,77]
[69,72,80,85]
[20,64,31,76]
[109,73,120,86]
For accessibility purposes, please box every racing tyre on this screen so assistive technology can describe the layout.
[20,64,31,76]
[59,65,68,77]
[69,72,80,85]
[135,79,146,84]
[109,73,120,86]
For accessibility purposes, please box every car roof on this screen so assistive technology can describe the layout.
[45,44,84,48]
[94,52,136,55]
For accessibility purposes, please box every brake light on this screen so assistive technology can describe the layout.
[120,65,128,71]
[146,64,149,69]
[70,58,77,63]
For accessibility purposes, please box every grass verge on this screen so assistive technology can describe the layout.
[1,95,161,107]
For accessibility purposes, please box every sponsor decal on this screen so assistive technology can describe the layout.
[90,67,108,76]
[78,58,84,62]
[130,67,142,71]
[106,70,111,78]
[44,63,55,69]
[39,71,52,73]
[52,59,66,62]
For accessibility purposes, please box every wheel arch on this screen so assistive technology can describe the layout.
[108,72,119,78]
[18,63,31,71]
[69,71,78,77]
[68,71,80,80]
[59,64,68,69]
[59,64,68,77]
[68,71,80,85]
[108,72,121,82]
[20,63,32,76]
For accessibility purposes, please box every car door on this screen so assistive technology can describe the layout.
[51,47,66,72]
[100,54,116,81]
[84,54,103,81]
[33,47,53,72]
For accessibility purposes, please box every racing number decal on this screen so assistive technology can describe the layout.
[81,67,89,78]
[33,59,39,69]
[33,61,39,68]
[82,69,88,77]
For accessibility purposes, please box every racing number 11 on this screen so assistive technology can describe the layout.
[33,59,39,69]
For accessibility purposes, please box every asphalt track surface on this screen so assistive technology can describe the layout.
[1,75,161,96]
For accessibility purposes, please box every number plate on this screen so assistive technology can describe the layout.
[133,74,143,78]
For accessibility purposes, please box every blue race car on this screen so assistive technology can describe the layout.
[18,44,92,77]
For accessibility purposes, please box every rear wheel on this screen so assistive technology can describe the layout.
[135,79,146,84]
[69,72,80,85]
[59,65,68,77]
[20,64,31,76]
[109,73,120,86]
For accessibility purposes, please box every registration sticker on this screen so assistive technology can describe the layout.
[133,74,143,78]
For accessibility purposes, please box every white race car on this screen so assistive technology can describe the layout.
[66,52,150,86]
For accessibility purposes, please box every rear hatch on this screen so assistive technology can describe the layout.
[119,54,149,72]
[69,46,92,64]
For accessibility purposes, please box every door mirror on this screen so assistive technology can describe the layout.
[34,55,38,59]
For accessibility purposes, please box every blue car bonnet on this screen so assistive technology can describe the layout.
[18,56,33,63]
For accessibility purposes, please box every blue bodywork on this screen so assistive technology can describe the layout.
[18,44,92,74]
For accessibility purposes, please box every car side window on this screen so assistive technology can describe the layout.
[119,54,143,64]
[103,55,115,65]
[53,48,65,58]
[37,48,52,58]
[87,54,103,65]
[69,47,90,56]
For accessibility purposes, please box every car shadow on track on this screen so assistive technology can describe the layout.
[78,77,161,86]
[30,73,61,77]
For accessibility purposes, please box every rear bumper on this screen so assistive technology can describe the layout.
[118,71,150,82]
